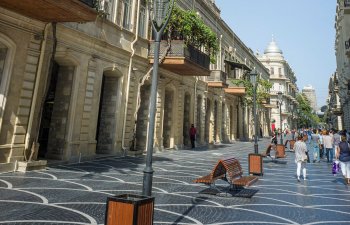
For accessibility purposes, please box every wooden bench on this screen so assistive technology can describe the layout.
[194,157,258,191]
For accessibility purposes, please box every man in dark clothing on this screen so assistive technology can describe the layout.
[189,124,197,148]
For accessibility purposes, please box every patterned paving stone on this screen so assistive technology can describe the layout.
[1,138,350,225]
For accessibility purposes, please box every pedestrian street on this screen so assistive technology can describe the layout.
[1,138,350,225]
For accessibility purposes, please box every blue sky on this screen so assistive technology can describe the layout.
[215,0,336,108]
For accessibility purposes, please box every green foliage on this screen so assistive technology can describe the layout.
[165,6,219,63]
[230,76,272,106]
[295,93,319,128]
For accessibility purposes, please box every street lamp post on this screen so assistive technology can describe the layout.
[142,0,174,197]
[250,70,258,154]
[277,91,283,144]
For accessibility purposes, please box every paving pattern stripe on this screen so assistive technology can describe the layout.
[59,180,93,191]
[53,202,105,205]
[0,179,12,188]
[303,221,350,225]
[256,185,348,193]
[0,200,98,224]
[34,171,58,180]
[206,222,290,225]
[155,208,203,225]
[0,220,93,225]
[256,187,350,197]
[58,165,91,172]
[1,188,49,203]
[15,187,117,198]
[226,207,299,225]
[244,197,302,207]
[0,176,95,190]
[97,174,125,182]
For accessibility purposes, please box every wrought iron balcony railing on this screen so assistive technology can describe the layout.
[148,40,210,76]
[345,0,350,7]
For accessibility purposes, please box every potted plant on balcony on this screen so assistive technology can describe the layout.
[164,5,219,63]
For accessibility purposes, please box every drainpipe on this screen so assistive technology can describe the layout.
[193,77,198,124]
[24,23,51,161]
[121,0,140,156]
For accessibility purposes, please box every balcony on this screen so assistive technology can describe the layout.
[148,40,210,76]
[0,0,97,22]
[224,79,246,96]
[346,38,350,56]
[207,70,227,88]
[345,0,350,14]
[332,105,342,116]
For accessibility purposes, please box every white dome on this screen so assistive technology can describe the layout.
[264,38,283,55]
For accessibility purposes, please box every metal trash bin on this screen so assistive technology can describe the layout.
[248,153,263,176]
[105,194,154,225]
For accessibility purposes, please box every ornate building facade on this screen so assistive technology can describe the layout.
[327,72,343,130]
[333,0,350,130]
[0,0,271,171]
[257,38,299,131]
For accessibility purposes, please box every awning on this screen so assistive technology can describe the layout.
[224,60,251,72]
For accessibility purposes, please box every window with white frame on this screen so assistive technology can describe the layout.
[122,0,132,30]
[138,0,147,38]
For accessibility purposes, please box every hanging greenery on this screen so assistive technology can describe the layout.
[165,6,219,63]
[230,75,272,106]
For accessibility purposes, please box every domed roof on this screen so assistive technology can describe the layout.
[264,37,283,55]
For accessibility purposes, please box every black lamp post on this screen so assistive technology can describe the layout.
[277,91,283,144]
[296,108,299,130]
[250,70,258,154]
[142,0,174,197]
[290,104,294,129]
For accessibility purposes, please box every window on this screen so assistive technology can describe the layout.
[270,67,274,75]
[138,0,147,38]
[0,34,16,129]
[122,0,132,30]
[278,68,282,76]
[0,44,7,82]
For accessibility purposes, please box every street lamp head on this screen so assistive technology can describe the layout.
[249,70,258,86]
[277,91,283,104]
[149,0,175,32]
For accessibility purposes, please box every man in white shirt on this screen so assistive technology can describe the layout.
[323,130,334,163]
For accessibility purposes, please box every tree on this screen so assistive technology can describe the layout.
[230,74,272,106]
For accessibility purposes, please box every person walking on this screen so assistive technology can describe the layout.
[333,129,341,160]
[189,124,197,149]
[318,129,324,159]
[294,136,308,181]
[336,135,350,184]
[311,129,320,163]
[323,130,333,163]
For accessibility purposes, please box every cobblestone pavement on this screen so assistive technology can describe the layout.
[1,139,350,225]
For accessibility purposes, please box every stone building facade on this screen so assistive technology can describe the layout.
[302,85,318,113]
[257,38,298,131]
[0,0,271,171]
[327,72,343,130]
[333,0,350,130]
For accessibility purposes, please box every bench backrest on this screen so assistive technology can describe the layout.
[220,157,243,180]
[208,160,227,180]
